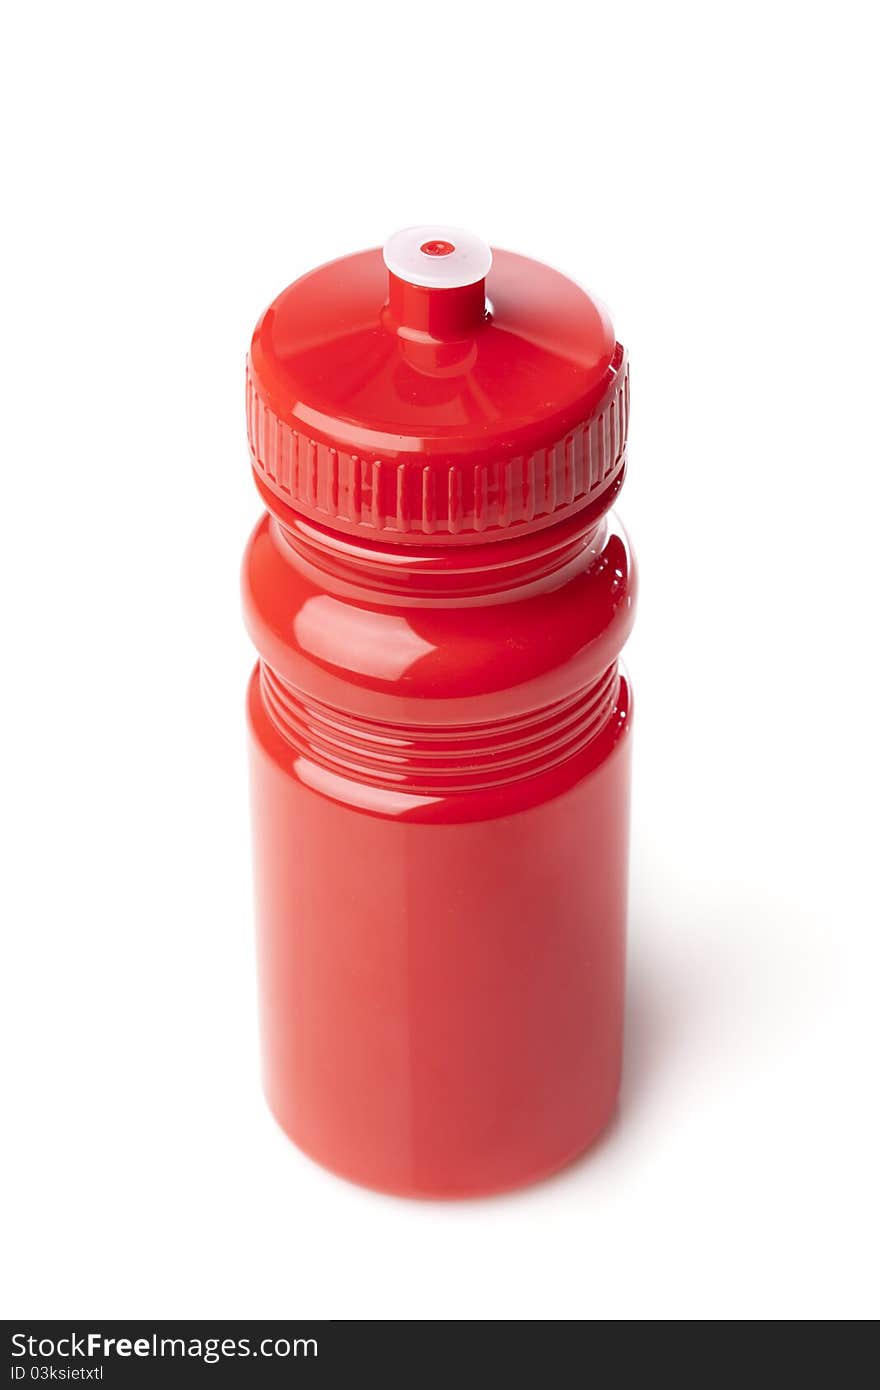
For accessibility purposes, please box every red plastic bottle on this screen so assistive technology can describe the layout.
[242,226,635,1197]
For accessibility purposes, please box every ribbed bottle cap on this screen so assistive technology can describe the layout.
[246,226,628,545]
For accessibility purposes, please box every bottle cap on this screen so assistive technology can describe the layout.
[247,226,628,544]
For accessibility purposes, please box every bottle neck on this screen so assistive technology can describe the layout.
[259,478,622,603]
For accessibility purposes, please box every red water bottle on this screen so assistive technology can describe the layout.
[243,226,635,1197]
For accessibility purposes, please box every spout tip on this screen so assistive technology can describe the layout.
[383,225,492,290]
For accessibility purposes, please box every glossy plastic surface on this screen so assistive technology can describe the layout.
[243,237,636,1196]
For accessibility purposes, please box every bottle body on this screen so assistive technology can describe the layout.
[243,501,635,1197]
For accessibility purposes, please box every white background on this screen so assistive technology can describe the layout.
[2,1,877,1321]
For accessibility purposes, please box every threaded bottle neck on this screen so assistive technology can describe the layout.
[265,493,620,603]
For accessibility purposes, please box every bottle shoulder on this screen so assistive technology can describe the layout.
[242,511,636,721]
